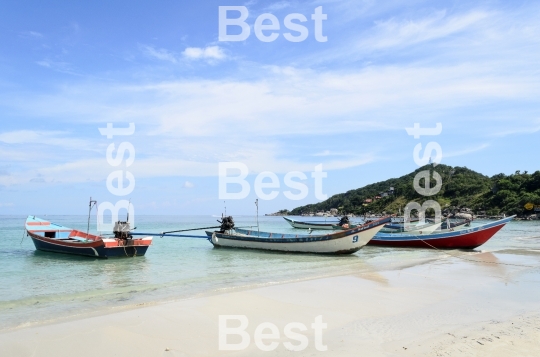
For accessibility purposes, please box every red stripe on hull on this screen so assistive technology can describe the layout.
[27,221,51,226]
[28,232,105,248]
[368,223,505,249]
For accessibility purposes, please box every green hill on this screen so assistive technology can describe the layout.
[289,165,540,217]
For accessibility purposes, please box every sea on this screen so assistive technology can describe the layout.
[1,215,539,331]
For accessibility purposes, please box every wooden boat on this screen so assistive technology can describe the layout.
[378,221,442,234]
[206,216,391,254]
[332,217,461,233]
[283,217,338,230]
[25,216,152,258]
[439,219,471,230]
[368,216,515,249]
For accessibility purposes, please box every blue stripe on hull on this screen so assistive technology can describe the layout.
[31,237,106,258]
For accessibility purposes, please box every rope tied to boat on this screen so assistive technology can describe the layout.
[121,239,137,257]
[20,223,27,246]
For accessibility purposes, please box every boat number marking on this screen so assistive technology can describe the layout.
[352,235,359,243]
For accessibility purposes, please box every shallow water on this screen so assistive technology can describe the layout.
[0,215,538,331]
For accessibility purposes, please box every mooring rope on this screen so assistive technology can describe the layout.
[20,224,27,246]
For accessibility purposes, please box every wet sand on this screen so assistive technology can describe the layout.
[1,251,539,357]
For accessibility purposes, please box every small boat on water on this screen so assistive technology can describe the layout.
[333,218,469,233]
[368,216,515,249]
[206,216,391,254]
[378,221,442,234]
[284,216,363,230]
[283,216,339,230]
[25,216,152,258]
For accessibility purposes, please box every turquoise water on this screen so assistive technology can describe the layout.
[1,215,539,331]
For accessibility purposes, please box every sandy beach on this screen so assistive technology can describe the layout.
[1,250,539,357]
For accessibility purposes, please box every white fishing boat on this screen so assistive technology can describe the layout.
[206,216,391,254]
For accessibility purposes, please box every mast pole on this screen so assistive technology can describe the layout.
[255,199,259,237]
[87,197,97,237]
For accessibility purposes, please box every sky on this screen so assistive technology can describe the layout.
[0,0,539,216]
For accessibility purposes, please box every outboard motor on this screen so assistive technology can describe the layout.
[338,216,350,226]
[113,221,132,240]
[217,216,235,233]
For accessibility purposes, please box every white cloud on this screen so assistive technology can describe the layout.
[0,130,92,151]
[306,5,540,68]
[487,121,540,138]
[444,144,490,158]
[1,58,538,188]
[29,177,46,183]
[264,1,291,11]
[314,150,331,157]
[182,46,226,61]
[367,9,490,50]
[3,3,540,188]
[0,140,376,186]
[36,61,51,68]
[140,45,226,63]
[35,59,80,76]
[312,150,364,157]
[22,31,44,38]
[140,45,178,63]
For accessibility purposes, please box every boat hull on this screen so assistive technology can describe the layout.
[369,217,513,249]
[209,219,389,254]
[30,234,106,257]
[29,233,150,258]
[102,245,150,257]
[26,216,152,258]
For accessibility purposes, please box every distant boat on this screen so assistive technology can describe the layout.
[206,216,391,254]
[25,216,152,258]
[374,221,442,234]
[369,216,515,249]
[284,216,343,230]
[437,219,471,231]
[341,218,469,234]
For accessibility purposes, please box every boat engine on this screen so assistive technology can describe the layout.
[113,221,132,240]
[338,216,350,226]
[217,216,235,233]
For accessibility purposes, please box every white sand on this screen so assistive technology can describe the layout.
[1,251,539,357]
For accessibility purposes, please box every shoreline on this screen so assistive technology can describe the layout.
[2,250,539,356]
[0,251,446,333]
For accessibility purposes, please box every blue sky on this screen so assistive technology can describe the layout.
[0,0,539,215]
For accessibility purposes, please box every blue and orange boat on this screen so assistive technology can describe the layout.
[25,216,152,258]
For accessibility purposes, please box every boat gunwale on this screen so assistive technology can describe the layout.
[27,231,105,248]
